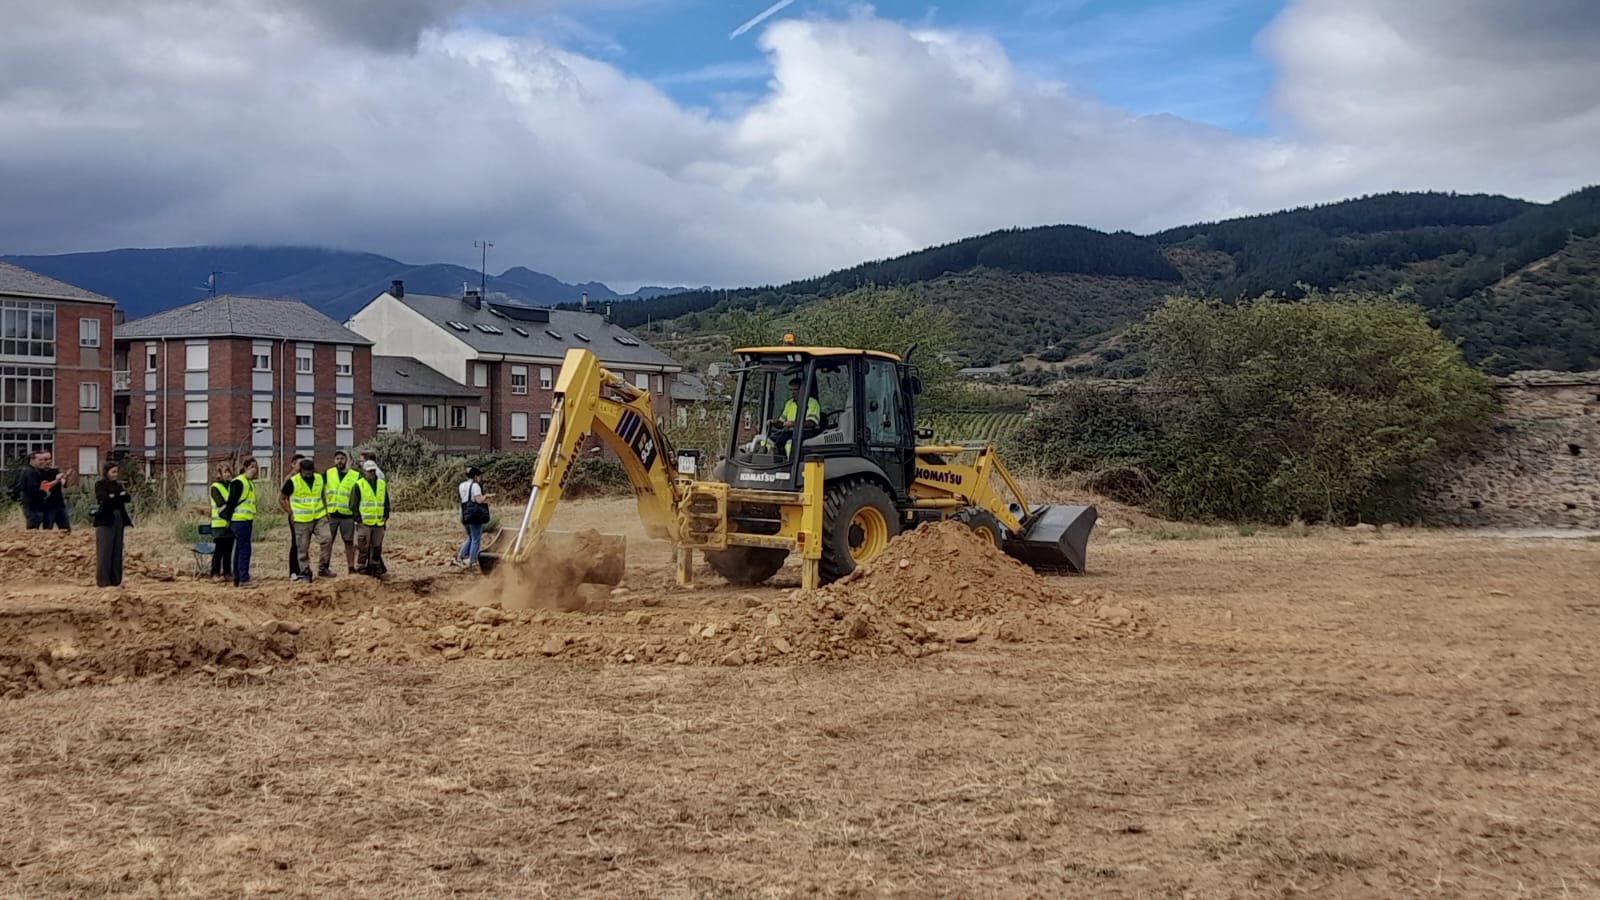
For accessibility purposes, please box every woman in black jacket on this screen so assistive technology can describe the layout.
[93,462,134,588]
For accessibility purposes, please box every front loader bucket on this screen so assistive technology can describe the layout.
[478,530,626,585]
[1003,504,1098,574]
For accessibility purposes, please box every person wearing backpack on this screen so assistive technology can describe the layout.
[452,466,492,570]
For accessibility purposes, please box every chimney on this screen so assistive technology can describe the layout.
[604,303,612,324]
[581,292,589,311]
[390,279,404,298]
[463,282,482,309]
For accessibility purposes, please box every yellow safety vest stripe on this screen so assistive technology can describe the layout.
[357,479,388,526]
[324,467,361,515]
[289,472,326,522]
[231,476,256,522]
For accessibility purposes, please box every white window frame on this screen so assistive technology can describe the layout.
[478,411,489,435]
[79,317,101,348]
[633,373,648,392]
[450,406,467,429]
[472,363,488,388]
[539,413,551,435]
[251,399,271,428]
[539,367,553,391]
[145,405,158,427]
[184,342,208,371]
[335,347,352,376]
[185,400,208,427]
[79,382,99,411]
[510,412,529,442]
[145,347,158,371]
[376,405,390,430]
[655,374,664,395]
[295,400,313,428]
[336,407,352,428]
[422,405,439,428]
[295,351,313,374]
[252,343,272,371]
[511,365,528,395]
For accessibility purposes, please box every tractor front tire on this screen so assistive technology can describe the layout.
[704,546,789,585]
[820,480,900,583]
[952,507,1004,549]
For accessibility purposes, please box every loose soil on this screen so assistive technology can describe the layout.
[2,501,1598,897]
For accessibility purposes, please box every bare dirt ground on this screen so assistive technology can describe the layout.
[2,498,1598,898]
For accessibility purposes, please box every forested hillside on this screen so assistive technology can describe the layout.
[623,186,1600,375]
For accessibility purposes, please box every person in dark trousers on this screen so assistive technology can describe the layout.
[208,461,235,579]
[220,458,259,586]
[349,460,390,578]
[21,450,73,531]
[93,462,133,587]
[322,450,360,576]
[285,454,305,578]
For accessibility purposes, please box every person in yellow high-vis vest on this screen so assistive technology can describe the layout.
[278,456,331,583]
[208,461,235,580]
[219,458,258,587]
[349,461,390,578]
[322,451,362,577]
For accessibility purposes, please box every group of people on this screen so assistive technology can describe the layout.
[208,450,391,587]
[11,447,496,588]
[11,449,132,588]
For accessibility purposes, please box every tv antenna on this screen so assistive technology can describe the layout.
[194,271,230,296]
[475,240,494,294]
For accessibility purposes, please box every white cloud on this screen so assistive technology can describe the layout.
[0,0,1595,290]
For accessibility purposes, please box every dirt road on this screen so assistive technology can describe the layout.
[2,501,1597,897]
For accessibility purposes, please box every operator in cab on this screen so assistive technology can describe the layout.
[768,376,820,458]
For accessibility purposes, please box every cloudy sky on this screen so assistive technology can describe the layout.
[1,0,1596,290]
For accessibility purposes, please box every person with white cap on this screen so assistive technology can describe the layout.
[348,459,390,578]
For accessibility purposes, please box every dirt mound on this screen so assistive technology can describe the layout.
[821,519,1063,620]
[0,531,180,584]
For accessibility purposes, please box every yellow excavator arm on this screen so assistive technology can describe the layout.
[508,348,683,558]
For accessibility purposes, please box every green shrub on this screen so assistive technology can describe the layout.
[354,431,445,477]
[1012,291,1497,524]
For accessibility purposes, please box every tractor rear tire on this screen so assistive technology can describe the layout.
[820,480,900,583]
[704,546,788,585]
[952,507,1003,549]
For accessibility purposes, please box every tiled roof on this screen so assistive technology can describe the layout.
[0,262,114,304]
[372,355,480,398]
[117,295,372,344]
[386,292,680,370]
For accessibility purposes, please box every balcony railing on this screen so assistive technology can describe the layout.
[113,425,130,446]
[112,370,131,391]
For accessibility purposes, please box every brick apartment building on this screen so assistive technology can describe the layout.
[371,355,485,454]
[347,281,681,449]
[114,295,374,498]
[0,262,117,482]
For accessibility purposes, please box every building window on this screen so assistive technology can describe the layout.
[510,412,528,442]
[539,367,553,390]
[634,373,649,392]
[79,318,101,348]
[335,347,352,376]
[252,399,270,428]
[422,405,439,428]
[146,347,158,371]
[185,342,207,371]
[655,375,663,395]
[450,406,466,429]
[376,405,389,430]
[472,363,488,388]
[252,347,271,371]
[295,351,313,373]
[336,407,352,428]
[185,400,208,427]
[0,432,52,470]
[0,366,55,424]
[539,413,551,435]
[79,382,99,411]
[146,406,158,427]
[0,300,55,359]
[478,411,489,435]
[511,366,528,394]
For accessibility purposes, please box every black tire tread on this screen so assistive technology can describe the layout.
[819,479,900,583]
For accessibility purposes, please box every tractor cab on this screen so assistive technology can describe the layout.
[720,345,918,496]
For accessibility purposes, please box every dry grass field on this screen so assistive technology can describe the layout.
[2,497,1598,898]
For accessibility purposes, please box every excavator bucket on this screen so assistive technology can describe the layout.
[478,530,626,585]
[1002,504,1098,574]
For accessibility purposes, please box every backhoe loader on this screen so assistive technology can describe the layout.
[485,340,1096,590]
